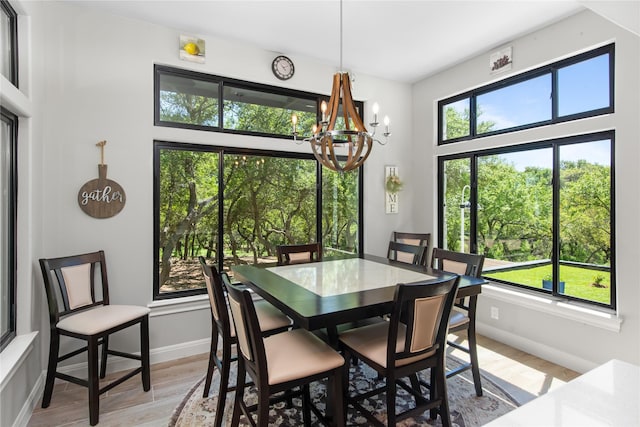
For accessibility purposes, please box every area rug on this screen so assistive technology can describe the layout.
[168,357,518,426]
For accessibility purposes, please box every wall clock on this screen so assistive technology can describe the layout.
[272,55,295,80]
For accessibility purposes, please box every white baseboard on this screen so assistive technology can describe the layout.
[477,321,597,374]
[12,372,44,427]
[57,337,211,381]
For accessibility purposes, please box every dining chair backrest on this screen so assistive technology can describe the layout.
[430,248,485,278]
[199,257,232,337]
[387,275,460,365]
[40,250,109,322]
[387,241,427,267]
[393,232,431,266]
[226,282,266,380]
[276,243,322,266]
[393,232,431,247]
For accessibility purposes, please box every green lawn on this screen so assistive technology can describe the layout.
[483,264,610,304]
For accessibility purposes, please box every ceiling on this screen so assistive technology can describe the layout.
[66,0,639,83]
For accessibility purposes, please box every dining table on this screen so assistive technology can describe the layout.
[232,253,486,344]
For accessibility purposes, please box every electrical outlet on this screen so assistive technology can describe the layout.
[490,306,499,320]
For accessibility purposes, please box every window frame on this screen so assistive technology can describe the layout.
[1,0,18,87]
[438,131,616,310]
[154,65,347,140]
[1,107,18,351]
[153,141,365,300]
[438,44,614,145]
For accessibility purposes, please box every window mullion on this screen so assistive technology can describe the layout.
[470,155,478,253]
[217,150,225,274]
[551,143,560,294]
[551,68,558,120]
[469,94,477,138]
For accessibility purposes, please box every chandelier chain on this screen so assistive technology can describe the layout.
[290,0,390,172]
[339,0,343,72]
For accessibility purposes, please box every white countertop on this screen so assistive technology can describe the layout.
[485,359,640,427]
[267,258,435,297]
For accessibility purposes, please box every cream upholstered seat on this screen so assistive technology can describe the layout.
[199,257,291,427]
[56,305,149,335]
[276,242,322,265]
[339,275,461,427]
[430,248,485,397]
[339,322,437,368]
[226,282,345,427]
[39,251,150,426]
[263,329,345,385]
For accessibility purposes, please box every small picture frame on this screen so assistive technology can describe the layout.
[180,35,205,64]
[489,46,512,74]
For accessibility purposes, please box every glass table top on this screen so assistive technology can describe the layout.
[267,258,436,297]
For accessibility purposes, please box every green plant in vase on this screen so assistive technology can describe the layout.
[385,175,403,193]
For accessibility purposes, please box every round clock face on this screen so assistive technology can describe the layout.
[272,55,295,80]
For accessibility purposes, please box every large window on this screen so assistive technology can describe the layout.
[1,108,17,351]
[439,132,615,308]
[154,66,365,299]
[154,142,362,299]
[439,44,614,144]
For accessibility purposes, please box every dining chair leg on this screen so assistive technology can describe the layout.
[257,384,270,427]
[42,331,59,408]
[429,367,438,420]
[100,335,108,379]
[342,351,351,423]
[231,360,246,427]
[281,385,294,408]
[203,332,219,398]
[141,316,151,391]
[87,336,100,426]
[302,383,312,427]
[437,360,452,427]
[409,373,421,394]
[468,322,482,397]
[214,341,232,427]
[329,367,346,427]
[386,373,397,426]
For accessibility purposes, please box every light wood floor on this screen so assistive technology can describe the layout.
[27,334,579,426]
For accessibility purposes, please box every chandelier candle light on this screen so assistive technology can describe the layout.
[292,0,390,173]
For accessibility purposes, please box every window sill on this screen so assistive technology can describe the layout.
[482,283,622,332]
[0,331,38,391]
[147,294,209,317]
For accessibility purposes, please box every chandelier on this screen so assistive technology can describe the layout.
[292,0,390,173]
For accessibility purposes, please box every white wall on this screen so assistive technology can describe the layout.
[29,1,412,368]
[412,9,640,370]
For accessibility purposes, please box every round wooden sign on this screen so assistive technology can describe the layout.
[78,164,126,218]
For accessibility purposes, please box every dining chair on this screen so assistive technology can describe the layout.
[392,232,431,266]
[276,242,322,266]
[198,257,292,427]
[339,275,461,427]
[430,248,485,396]
[226,281,346,427]
[387,241,428,267]
[39,250,150,426]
